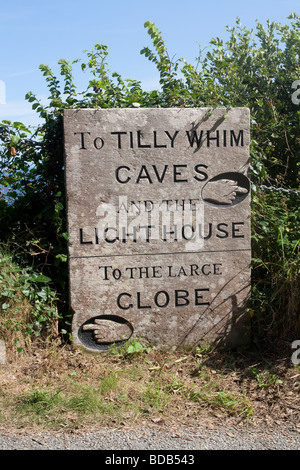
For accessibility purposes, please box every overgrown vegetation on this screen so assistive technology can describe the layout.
[0,245,61,354]
[0,344,299,431]
[0,14,299,352]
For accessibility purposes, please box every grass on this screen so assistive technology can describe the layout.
[0,339,299,433]
[167,376,254,419]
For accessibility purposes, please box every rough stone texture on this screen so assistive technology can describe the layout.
[63,107,251,351]
[0,340,6,365]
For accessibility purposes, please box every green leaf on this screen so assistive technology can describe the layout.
[55,202,64,211]
[33,275,52,283]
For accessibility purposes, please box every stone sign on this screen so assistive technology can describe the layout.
[63,107,251,352]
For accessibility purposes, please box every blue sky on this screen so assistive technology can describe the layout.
[0,0,298,126]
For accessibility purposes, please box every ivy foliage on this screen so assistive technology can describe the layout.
[0,15,299,341]
[0,245,60,349]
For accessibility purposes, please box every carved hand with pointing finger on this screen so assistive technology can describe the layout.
[82,318,131,344]
[202,178,248,205]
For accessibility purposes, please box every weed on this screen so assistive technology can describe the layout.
[142,381,170,411]
[167,377,254,419]
[250,368,283,389]
[99,372,119,396]
[109,338,151,359]
[67,385,112,415]
[20,387,62,414]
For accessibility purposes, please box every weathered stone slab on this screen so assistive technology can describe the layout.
[63,107,251,351]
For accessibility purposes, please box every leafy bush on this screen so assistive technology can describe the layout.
[0,15,299,345]
[251,189,300,341]
[0,246,60,352]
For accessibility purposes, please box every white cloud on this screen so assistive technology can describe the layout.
[0,100,33,117]
[6,69,37,79]
[0,100,43,127]
[141,77,161,91]
[0,81,5,105]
